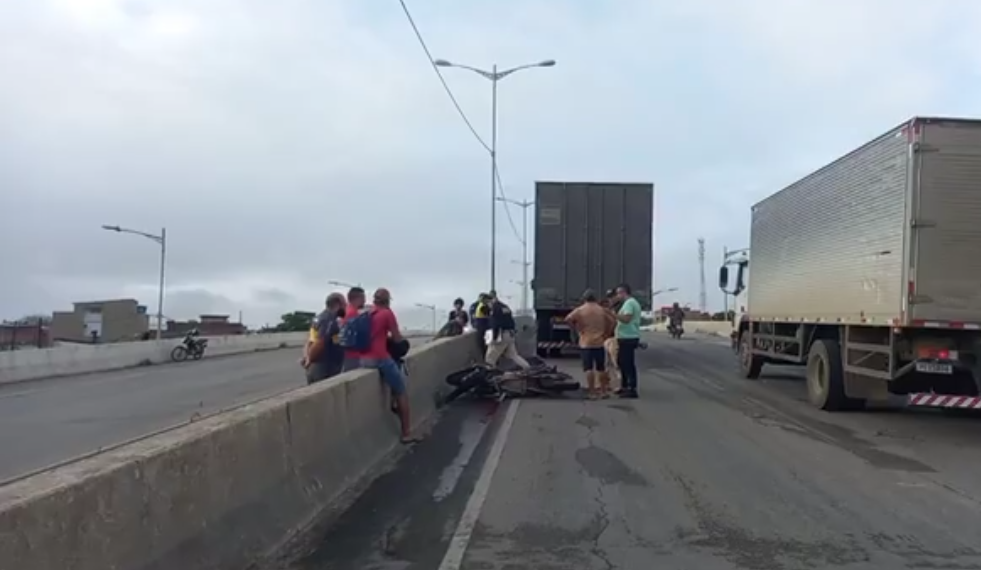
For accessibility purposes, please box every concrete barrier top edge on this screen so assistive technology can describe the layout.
[0,334,465,510]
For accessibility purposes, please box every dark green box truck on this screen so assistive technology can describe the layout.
[532,181,654,356]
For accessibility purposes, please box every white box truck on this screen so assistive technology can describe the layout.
[719,117,981,411]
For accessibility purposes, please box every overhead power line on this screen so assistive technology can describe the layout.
[494,166,523,244]
[396,0,490,152]
[396,0,525,249]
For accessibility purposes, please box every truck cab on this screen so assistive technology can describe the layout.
[718,251,749,351]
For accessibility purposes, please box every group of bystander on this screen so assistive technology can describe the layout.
[301,287,419,444]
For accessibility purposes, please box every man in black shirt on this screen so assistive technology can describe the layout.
[485,292,530,369]
[303,293,346,384]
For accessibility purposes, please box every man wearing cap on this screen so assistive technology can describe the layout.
[302,292,347,384]
[362,288,420,444]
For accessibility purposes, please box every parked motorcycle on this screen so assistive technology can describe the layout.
[171,336,208,362]
[668,321,684,339]
[442,359,581,405]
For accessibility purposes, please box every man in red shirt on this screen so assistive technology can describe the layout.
[343,287,418,444]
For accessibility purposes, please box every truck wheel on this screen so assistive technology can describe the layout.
[739,335,763,379]
[806,339,860,411]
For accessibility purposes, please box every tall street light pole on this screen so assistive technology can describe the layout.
[433,58,555,292]
[498,197,534,314]
[101,225,167,340]
[415,302,437,333]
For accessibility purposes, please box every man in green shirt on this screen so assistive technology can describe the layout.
[614,283,642,398]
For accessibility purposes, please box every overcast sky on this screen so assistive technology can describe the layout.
[3,0,981,329]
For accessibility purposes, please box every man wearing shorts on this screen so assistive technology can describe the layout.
[360,288,419,444]
[566,290,616,399]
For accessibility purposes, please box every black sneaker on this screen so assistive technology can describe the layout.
[620,390,639,399]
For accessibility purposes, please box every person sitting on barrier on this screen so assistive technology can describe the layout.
[362,288,419,444]
[486,291,530,370]
[341,286,369,372]
[566,289,616,399]
[437,297,469,338]
[302,293,347,384]
[450,297,469,329]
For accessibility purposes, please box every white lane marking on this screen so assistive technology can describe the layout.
[433,415,490,502]
[437,399,521,570]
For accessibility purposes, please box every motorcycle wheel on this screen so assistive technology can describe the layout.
[170,345,189,362]
[192,348,204,360]
[442,368,491,404]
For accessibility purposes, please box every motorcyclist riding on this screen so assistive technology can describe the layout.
[668,302,685,332]
[182,328,201,348]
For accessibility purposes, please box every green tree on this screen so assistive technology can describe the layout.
[277,311,316,332]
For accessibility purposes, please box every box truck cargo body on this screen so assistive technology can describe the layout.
[719,117,981,411]
[533,181,654,355]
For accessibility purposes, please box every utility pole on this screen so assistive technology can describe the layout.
[698,238,707,314]
[498,197,534,314]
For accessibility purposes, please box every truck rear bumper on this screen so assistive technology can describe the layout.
[907,393,981,410]
[538,341,577,351]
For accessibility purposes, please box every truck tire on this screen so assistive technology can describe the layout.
[739,335,763,379]
[806,339,862,411]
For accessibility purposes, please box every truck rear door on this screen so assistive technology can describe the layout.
[910,118,981,325]
[534,182,654,310]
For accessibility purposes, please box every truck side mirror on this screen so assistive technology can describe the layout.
[718,266,729,290]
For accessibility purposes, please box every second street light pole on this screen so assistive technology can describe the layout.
[490,64,498,293]
[498,197,534,314]
[157,228,166,340]
[434,58,555,292]
[101,224,167,340]
[415,303,437,333]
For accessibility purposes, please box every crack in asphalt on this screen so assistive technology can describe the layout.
[577,406,615,570]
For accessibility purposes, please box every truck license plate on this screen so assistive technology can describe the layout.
[915,362,953,375]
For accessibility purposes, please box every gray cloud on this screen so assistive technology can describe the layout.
[3,0,980,325]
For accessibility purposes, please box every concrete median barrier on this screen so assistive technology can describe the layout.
[0,332,308,385]
[0,333,478,570]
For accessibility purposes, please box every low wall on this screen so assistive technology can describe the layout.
[0,332,308,385]
[0,333,478,570]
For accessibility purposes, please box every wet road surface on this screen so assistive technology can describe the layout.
[292,332,981,570]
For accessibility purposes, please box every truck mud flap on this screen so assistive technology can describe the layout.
[908,393,981,410]
[538,342,577,352]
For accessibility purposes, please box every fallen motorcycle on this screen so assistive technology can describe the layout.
[170,338,208,362]
[442,359,581,404]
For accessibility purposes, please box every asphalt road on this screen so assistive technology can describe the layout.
[293,332,981,570]
[0,334,434,482]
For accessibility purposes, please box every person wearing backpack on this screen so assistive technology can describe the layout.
[343,288,417,444]
[340,286,369,371]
